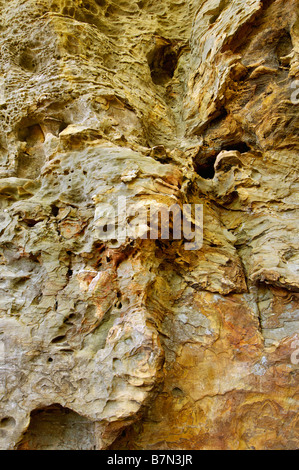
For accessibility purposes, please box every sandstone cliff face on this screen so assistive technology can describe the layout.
[0,0,298,450]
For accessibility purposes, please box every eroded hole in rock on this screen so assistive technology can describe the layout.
[221,142,251,153]
[67,268,73,278]
[59,121,68,134]
[18,124,45,146]
[81,1,95,12]
[23,219,39,228]
[62,6,75,17]
[64,313,76,325]
[51,205,59,217]
[17,405,97,450]
[19,50,37,73]
[42,118,68,136]
[194,156,217,180]
[276,30,293,65]
[172,387,184,397]
[51,335,67,344]
[16,122,46,178]
[0,416,16,429]
[148,39,180,85]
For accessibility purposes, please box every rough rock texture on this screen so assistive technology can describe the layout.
[0,0,298,450]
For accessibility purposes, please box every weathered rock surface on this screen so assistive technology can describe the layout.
[0,0,298,450]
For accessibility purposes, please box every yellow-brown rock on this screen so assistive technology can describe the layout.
[0,0,298,450]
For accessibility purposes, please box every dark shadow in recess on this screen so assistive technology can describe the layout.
[147,39,181,86]
[17,404,97,450]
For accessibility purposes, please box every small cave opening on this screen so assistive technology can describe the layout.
[276,30,293,65]
[59,121,68,134]
[19,49,37,73]
[221,141,251,153]
[18,123,45,146]
[147,38,180,86]
[0,416,16,429]
[17,404,97,450]
[23,219,39,228]
[51,205,60,217]
[194,155,217,180]
[42,118,68,137]
[194,141,251,179]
